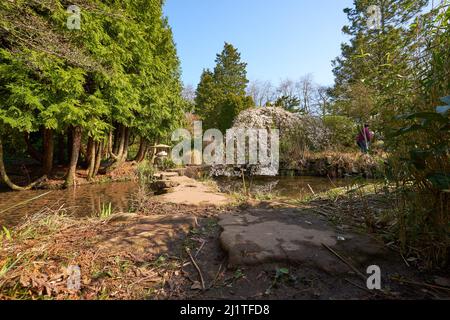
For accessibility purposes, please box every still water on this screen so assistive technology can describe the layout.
[216,176,353,199]
[0,181,139,228]
[0,177,354,228]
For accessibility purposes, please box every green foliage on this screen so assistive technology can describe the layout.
[195,43,254,130]
[0,1,184,184]
[158,158,177,171]
[97,202,113,220]
[272,95,302,113]
[330,0,429,129]
[136,160,156,185]
[0,226,12,241]
[216,95,254,132]
[323,115,358,150]
[331,0,450,266]
[391,97,450,192]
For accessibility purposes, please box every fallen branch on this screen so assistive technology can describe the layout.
[208,259,225,289]
[344,278,375,296]
[307,184,316,195]
[186,248,205,291]
[195,240,206,258]
[391,276,450,293]
[321,243,366,280]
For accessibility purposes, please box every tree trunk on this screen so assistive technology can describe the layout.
[113,125,120,155]
[42,128,54,175]
[121,127,130,162]
[67,127,73,164]
[85,137,93,168]
[134,137,148,163]
[0,136,46,191]
[57,134,65,165]
[24,133,43,163]
[108,130,120,161]
[117,125,126,160]
[86,140,96,181]
[65,126,82,188]
[93,141,103,177]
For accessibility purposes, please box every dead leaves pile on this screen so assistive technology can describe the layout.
[0,215,179,300]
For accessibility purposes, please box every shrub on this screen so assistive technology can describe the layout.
[388,97,450,267]
[136,160,156,186]
[323,115,358,150]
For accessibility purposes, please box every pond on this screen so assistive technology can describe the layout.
[216,176,354,199]
[0,176,356,228]
[0,181,140,228]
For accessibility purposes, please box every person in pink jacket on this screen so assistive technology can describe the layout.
[356,124,373,154]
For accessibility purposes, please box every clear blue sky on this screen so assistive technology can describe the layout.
[163,0,354,88]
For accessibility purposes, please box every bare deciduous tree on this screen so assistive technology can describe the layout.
[182,84,196,102]
[247,80,276,107]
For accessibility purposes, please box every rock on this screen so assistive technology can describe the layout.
[167,168,185,176]
[155,175,230,207]
[107,213,139,224]
[219,208,387,274]
[150,180,180,192]
[154,187,176,195]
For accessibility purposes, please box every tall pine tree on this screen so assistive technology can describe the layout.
[195,42,253,130]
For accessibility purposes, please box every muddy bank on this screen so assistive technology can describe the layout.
[1,184,449,300]
[180,153,385,179]
[281,152,385,178]
[0,161,139,191]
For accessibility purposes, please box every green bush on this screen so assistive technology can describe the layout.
[158,158,177,171]
[136,160,156,186]
[323,115,357,150]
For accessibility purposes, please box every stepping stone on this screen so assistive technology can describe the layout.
[219,208,387,274]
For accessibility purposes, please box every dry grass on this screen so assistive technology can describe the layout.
[0,202,206,300]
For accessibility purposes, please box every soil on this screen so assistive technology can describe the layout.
[1,192,449,300]
[177,204,450,300]
[0,172,449,300]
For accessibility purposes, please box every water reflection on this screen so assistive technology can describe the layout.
[0,181,139,228]
[216,176,353,198]
[0,176,354,228]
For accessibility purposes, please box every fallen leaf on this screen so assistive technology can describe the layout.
[191,281,203,290]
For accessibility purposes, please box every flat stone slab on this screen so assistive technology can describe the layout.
[97,214,197,255]
[155,176,230,207]
[219,208,387,274]
[153,172,180,179]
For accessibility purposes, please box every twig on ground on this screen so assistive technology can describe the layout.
[344,278,375,296]
[321,243,366,280]
[391,276,450,293]
[400,253,411,268]
[307,184,316,195]
[186,248,205,291]
[209,259,225,289]
[195,240,206,258]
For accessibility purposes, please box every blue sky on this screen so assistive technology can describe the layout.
[163,0,354,88]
